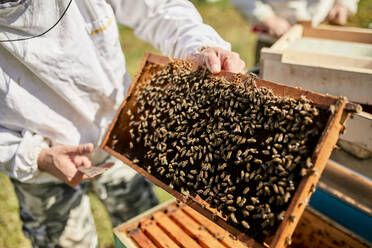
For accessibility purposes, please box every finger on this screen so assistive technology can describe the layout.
[336,11,347,25]
[72,155,93,168]
[278,27,286,37]
[270,27,281,38]
[221,53,245,73]
[283,23,291,33]
[284,22,291,30]
[336,13,343,24]
[204,51,221,74]
[277,24,287,36]
[328,8,336,20]
[268,28,276,37]
[187,50,221,74]
[227,60,246,73]
[65,143,94,155]
[275,28,283,37]
[76,143,94,154]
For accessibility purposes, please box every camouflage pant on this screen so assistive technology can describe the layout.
[11,158,158,248]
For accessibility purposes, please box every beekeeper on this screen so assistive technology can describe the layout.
[0,1,245,247]
[231,0,359,63]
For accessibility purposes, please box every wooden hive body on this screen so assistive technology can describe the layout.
[260,23,372,106]
[114,200,369,248]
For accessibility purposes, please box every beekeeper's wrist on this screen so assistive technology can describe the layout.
[13,131,50,182]
[31,140,50,176]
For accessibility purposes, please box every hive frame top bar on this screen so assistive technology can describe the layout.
[101,53,356,248]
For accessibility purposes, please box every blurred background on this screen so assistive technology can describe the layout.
[0,0,370,247]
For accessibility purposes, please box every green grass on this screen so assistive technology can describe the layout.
[0,174,31,248]
[89,192,115,248]
[0,0,370,247]
[349,0,372,27]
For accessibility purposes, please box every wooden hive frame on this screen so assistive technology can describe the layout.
[101,53,358,247]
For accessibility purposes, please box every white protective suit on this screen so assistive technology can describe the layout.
[230,0,358,25]
[0,0,230,184]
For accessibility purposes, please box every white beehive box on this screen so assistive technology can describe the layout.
[260,23,372,159]
[260,23,372,106]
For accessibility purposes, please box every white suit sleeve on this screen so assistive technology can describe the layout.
[230,0,275,23]
[0,126,49,182]
[336,0,359,14]
[107,0,231,59]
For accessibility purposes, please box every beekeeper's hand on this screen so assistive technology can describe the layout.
[328,3,349,25]
[263,16,291,38]
[37,143,113,187]
[187,47,245,74]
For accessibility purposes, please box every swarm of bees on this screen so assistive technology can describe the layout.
[121,61,326,240]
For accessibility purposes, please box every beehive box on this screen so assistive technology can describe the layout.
[260,23,372,106]
[113,199,369,248]
[101,53,357,247]
[260,23,372,160]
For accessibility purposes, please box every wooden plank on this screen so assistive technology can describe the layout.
[261,58,372,105]
[140,219,180,248]
[285,36,372,60]
[303,24,372,44]
[282,49,372,73]
[153,211,202,248]
[166,205,226,248]
[128,228,157,248]
[182,205,248,248]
